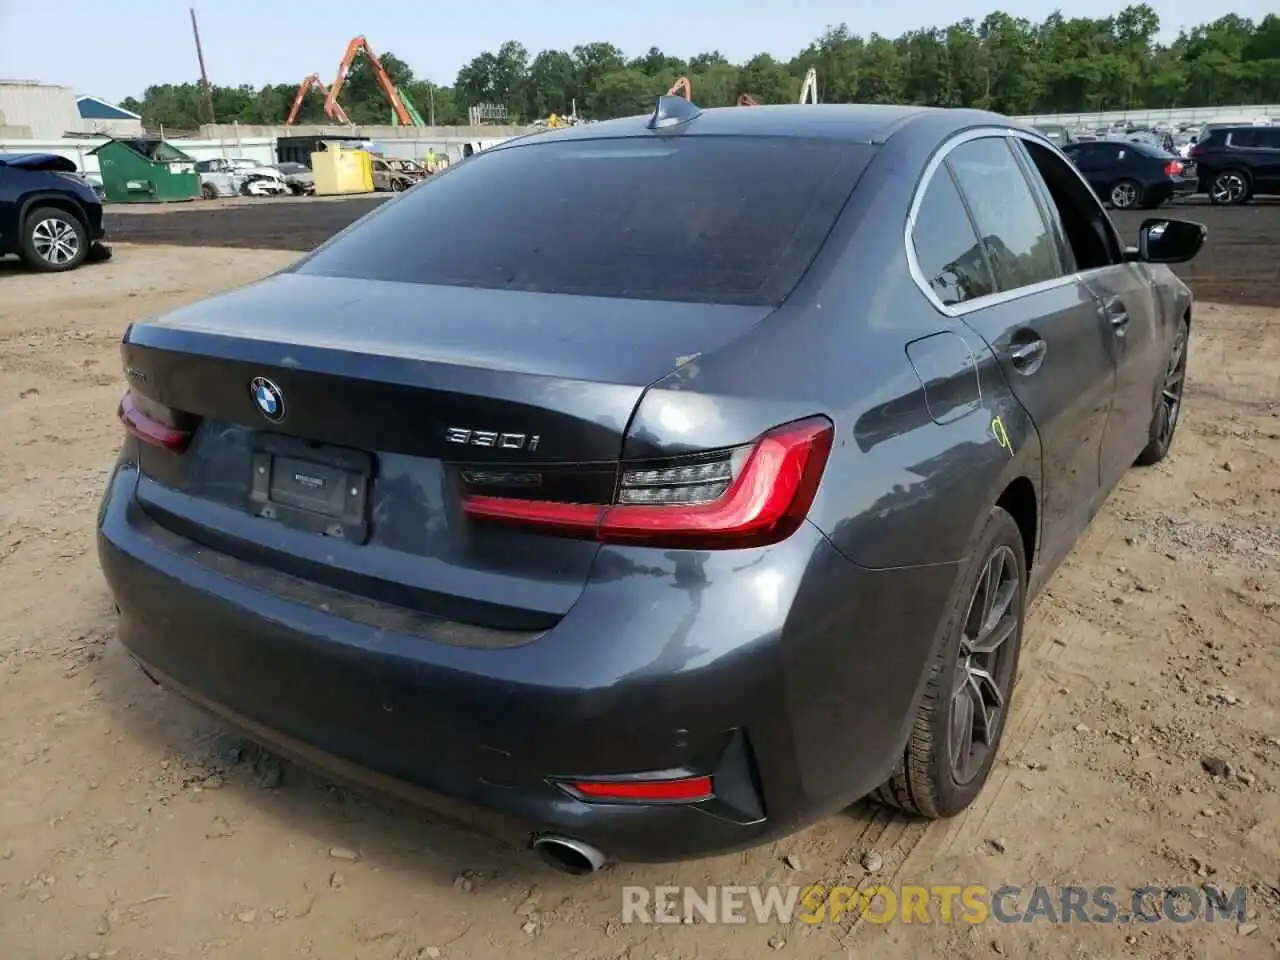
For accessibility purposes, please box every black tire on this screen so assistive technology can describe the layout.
[1208,169,1249,206]
[19,205,89,272]
[201,183,218,199]
[391,178,406,192]
[1136,315,1189,466]
[1109,179,1140,209]
[873,506,1026,818]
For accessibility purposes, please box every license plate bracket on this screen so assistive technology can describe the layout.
[248,434,374,544]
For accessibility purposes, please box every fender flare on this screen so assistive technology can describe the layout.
[18,190,89,231]
[878,434,1043,775]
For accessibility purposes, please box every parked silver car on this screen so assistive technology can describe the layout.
[276,162,315,195]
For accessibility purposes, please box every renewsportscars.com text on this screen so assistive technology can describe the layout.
[621,884,1248,925]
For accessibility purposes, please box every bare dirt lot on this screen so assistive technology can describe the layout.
[2,244,1279,960]
[104,195,1280,309]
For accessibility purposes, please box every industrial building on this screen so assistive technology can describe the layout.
[0,80,142,138]
[0,80,85,137]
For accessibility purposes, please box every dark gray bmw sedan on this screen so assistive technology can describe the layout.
[97,98,1204,873]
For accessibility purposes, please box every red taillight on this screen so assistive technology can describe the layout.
[461,416,834,549]
[1164,160,1184,176]
[118,389,192,451]
[568,775,713,803]
[1188,145,1204,159]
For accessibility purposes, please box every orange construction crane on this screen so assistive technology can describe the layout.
[737,68,818,108]
[327,36,415,126]
[667,76,693,101]
[285,73,351,125]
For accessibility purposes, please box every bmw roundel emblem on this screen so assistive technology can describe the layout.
[249,376,286,422]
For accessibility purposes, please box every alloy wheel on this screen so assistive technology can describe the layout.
[1211,173,1246,204]
[31,217,81,266]
[1157,325,1188,445]
[1110,182,1138,209]
[949,544,1020,785]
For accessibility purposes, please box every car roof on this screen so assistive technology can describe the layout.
[497,103,1012,148]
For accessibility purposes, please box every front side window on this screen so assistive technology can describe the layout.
[298,136,875,306]
[945,138,1066,293]
[1019,139,1119,272]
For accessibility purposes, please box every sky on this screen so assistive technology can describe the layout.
[0,0,1272,103]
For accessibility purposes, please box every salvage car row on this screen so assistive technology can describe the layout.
[194,154,431,198]
[1054,121,1280,210]
[0,148,442,270]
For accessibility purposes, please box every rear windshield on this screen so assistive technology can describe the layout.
[297,135,874,305]
[1127,140,1175,159]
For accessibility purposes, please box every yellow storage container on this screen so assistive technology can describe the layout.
[310,146,374,196]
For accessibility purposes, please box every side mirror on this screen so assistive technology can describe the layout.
[1132,217,1207,264]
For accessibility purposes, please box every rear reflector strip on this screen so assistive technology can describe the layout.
[118,390,191,451]
[462,415,834,549]
[569,775,714,803]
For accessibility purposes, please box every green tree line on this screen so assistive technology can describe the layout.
[121,6,1280,130]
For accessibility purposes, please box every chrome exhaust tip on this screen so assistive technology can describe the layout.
[531,835,607,875]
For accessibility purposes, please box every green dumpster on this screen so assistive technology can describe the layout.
[89,137,200,204]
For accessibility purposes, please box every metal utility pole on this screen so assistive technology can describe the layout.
[428,83,435,126]
[190,8,216,125]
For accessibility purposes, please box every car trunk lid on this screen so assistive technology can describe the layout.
[121,272,773,634]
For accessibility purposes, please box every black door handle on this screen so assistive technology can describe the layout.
[1009,338,1048,374]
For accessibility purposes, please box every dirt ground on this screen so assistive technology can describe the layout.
[1,244,1278,960]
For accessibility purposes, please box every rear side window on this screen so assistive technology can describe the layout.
[1064,143,1094,163]
[298,136,874,305]
[944,138,1066,293]
[910,168,997,306]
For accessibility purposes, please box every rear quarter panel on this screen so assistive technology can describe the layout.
[628,120,1045,808]
[635,117,1044,573]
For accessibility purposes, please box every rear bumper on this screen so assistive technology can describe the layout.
[97,459,960,863]
[1146,180,1198,204]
